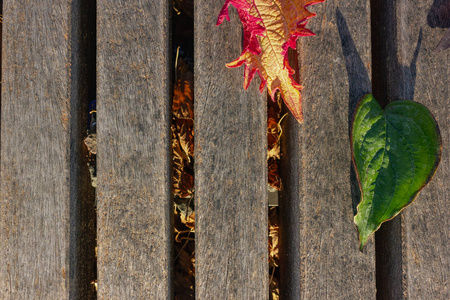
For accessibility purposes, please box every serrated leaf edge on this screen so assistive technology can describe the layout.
[216,0,325,123]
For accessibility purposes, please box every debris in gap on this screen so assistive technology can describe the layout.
[268,92,283,191]
[269,207,280,299]
[173,3,195,294]
[174,208,195,299]
[269,207,280,268]
[173,57,194,120]
[270,277,280,300]
[172,55,195,202]
[172,54,196,297]
[84,100,97,188]
[174,0,194,18]
[268,91,282,293]
[83,99,98,293]
[84,134,97,155]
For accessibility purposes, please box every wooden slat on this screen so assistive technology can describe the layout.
[280,0,376,298]
[96,1,172,298]
[390,0,449,298]
[195,2,268,299]
[0,1,72,298]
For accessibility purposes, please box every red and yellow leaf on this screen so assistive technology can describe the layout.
[217,0,324,123]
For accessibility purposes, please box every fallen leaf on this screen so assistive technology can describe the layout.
[352,94,441,249]
[84,133,97,155]
[269,277,280,300]
[268,158,282,191]
[173,58,194,120]
[268,207,280,299]
[217,0,324,123]
[269,207,280,267]
[172,57,195,199]
[180,211,195,230]
[172,126,194,198]
[268,143,281,160]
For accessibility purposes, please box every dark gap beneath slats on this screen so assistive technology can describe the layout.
[69,0,97,298]
[172,1,195,299]
[277,48,302,300]
[268,91,282,300]
[371,0,405,299]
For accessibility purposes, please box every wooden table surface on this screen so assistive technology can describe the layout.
[0,0,448,299]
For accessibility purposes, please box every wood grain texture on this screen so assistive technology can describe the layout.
[195,2,268,299]
[391,0,449,298]
[97,1,172,299]
[0,1,72,298]
[280,0,376,298]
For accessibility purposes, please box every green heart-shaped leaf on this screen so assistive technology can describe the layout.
[352,94,441,250]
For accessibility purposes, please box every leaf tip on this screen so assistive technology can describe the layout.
[355,212,374,251]
[358,231,371,251]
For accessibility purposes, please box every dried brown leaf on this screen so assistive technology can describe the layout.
[180,211,195,230]
[268,158,282,191]
[269,207,280,267]
[173,58,194,120]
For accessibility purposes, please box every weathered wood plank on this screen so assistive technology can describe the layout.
[195,2,268,299]
[381,0,449,298]
[280,0,376,298]
[97,1,172,298]
[0,1,72,298]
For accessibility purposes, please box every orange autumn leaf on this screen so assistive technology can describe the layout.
[217,0,324,123]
